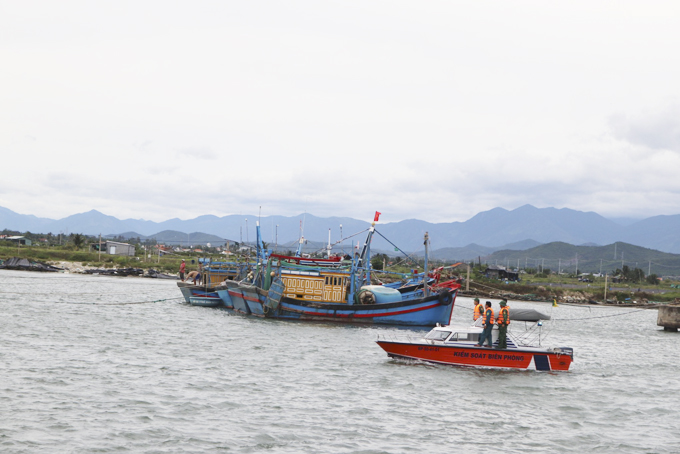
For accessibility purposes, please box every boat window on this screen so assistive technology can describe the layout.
[424,330,451,341]
[448,333,468,341]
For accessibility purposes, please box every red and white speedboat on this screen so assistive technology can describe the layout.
[376,308,573,371]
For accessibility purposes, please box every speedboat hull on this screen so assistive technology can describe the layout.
[377,340,573,371]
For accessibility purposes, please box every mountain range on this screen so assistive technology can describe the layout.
[3,204,680,254]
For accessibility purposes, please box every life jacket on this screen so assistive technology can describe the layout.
[473,304,484,320]
[484,308,495,325]
[497,306,510,325]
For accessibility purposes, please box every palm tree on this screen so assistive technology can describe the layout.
[73,233,85,250]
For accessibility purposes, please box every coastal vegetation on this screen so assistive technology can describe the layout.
[3,228,680,303]
[462,263,680,304]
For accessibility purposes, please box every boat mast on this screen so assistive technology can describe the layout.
[423,231,429,297]
[327,228,332,258]
[254,220,267,285]
[357,224,375,285]
[295,218,305,257]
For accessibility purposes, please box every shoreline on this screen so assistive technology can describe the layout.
[458,290,677,308]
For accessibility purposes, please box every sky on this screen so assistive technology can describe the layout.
[1,1,680,225]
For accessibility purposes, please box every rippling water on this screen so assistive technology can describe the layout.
[1,270,679,453]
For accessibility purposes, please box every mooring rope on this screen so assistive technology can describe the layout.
[552,309,649,321]
[0,291,164,295]
[455,302,650,322]
[51,297,185,305]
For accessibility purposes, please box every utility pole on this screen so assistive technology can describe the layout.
[98,233,102,262]
[600,259,603,275]
[604,274,608,303]
[558,258,561,275]
[649,261,651,276]
[575,254,578,275]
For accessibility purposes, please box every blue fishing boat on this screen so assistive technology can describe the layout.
[178,216,461,327]
[177,259,249,308]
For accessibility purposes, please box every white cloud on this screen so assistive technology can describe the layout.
[609,103,680,152]
[2,1,680,224]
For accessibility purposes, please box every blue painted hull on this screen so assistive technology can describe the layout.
[215,283,458,326]
[240,285,266,317]
[177,282,228,307]
[270,290,457,326]
[216,288,234,309]
[179,278,459,327]
[225,281,250,315]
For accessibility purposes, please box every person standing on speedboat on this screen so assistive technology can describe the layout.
[476,302,495,347]
[496,299,510,349]
[473,298,484,321]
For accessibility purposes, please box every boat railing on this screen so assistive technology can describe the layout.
[377,333,425,343]
[509,321,552,347]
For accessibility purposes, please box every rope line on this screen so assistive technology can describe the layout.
[51,297,185,305]
[553,309,649,321]
[456,303,650,322]
[0,291,171,295]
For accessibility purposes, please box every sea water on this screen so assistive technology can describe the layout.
[1,270,679,453]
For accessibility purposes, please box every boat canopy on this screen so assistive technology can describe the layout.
[509,308,550,321]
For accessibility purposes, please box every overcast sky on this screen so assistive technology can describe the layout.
[2,1,679,224]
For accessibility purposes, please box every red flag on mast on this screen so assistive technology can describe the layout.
[374,211,381,222]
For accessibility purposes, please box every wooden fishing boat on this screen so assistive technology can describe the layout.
[177,217,461,327]
[177,281,233,308]
[376,309,573,370]
[176,259,247,308]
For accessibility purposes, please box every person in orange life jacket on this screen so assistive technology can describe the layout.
[473,298,484,321]
[476,301,495,347]
[496,299,510,349]
[179,259,186,281]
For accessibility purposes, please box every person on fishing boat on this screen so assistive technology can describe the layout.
[496,299,510,349]
[473,298,484,321]
[476,301,495,347]
[186,270,201,285]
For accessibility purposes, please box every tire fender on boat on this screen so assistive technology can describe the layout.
[437,289,453,306]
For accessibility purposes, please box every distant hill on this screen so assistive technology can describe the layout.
[111,230,230,246]
[421,240,544,261]
[483,241,680,276]
[4,204,680,254]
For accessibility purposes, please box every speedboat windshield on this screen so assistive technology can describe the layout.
[424,330,451,341]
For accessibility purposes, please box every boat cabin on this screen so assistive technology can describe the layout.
[280,269,349,303]
[424,325,483,344]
